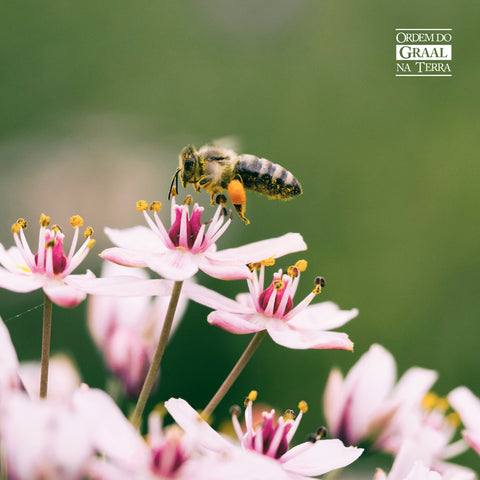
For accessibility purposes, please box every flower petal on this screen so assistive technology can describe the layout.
[448,387,480,432]
[145,250,199,281]
[0,317,21,398]
[0,268,42,293]
[0,245,29,273]
[187,284,253,313]
[164,397,232,453]
[215,233,307,264]
[104,226,166,252]
[68,274,174,297]
[43,279,87,308]
[198,254,251,280]
[266,320,353,350]
[208,311,266,334]
[73,387,149,468]
[100,247,148,268]
[287,302,358,331]
[280,439,363,477]
[323,368,345,438]
[462,430,480,455]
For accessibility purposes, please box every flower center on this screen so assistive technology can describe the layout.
[258,279,293,317]
[249,410,292,459]
[150,427,187,478]
[34,231,67,274]
[168,203,204,249]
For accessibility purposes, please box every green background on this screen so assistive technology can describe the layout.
[1,0,479,475]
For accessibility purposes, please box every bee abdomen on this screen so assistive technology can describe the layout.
[234,155,302,199]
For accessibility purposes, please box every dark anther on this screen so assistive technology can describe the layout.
[314,276,326,288]
[307,433,317,443]
[229,405,242,417]
[316,426,328,439]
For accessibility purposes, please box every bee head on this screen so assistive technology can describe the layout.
[179,145,199,186]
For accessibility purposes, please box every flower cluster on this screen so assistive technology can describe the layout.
[0,191,478,480]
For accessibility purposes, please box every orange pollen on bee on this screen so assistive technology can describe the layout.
[228,179,247,205]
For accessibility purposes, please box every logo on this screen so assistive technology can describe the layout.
[395,29,453,77]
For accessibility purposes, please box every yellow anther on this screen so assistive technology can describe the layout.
[183,195,193,205]
[70,215,84,228]
[52,224,62,233]
[287,265,299,278]
[46,240,55,248]
[11,222,21,234]
[136,200,148,212]
[436,397,450,413]
[39,213,50,227]
[273,280,285,291]
[422,392,439,410]
[87,239,96,249]
[16,218,27,229]
[260,257,275,267]
[295,260,308,272]
[446,412,461,428]
[284,409,295,421]
[298,400,308,414]
[149,201,162,212]
[84,227,94,238]
[247,263,255,272]
[312,285,322,295]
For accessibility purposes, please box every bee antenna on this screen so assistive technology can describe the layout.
[168,168,181,200]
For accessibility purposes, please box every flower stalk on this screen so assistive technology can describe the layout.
[131,280,184,430]
[202,330,267,419]
[39,294,53,399]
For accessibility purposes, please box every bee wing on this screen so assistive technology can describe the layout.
[210,135,242,153]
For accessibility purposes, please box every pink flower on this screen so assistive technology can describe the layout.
[187,261,357,350]
[324,344,438,449]
[0,391,94,480]
[100,198,307,281]
[372,438,475,480]
[448,387,480,456]
[88,262,188,396]
[0,316,22,401]
[164,394,363,479]
[0,214,96,307]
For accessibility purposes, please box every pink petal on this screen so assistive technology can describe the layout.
[448,387,480,432]
[281,439,363,477]
[145,250,199,281]
[186,284,252,313]
[0,245,29,273]
[208,311,266,334]
[389,366,438,406]
[214,233,307,264]
[100,247,148,268]
[198,254,251,280]
[0,268,42,293]
[462,430,480,455]
[73,388,149,468]
[235,292,256,310]
[104,226,166,252]
[67,274,174,297]
[164,397,232,453]
[43,280,87,308]
[323,368,344,438]
[266,320,354,350]
[287,302,358,331]
[373,469,388,480]
[0,317,20,397]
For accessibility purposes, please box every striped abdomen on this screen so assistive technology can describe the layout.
[234,155,302,199]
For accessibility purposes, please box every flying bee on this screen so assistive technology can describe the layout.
[169,144,302,224]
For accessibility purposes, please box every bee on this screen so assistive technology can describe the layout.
[169,144,302,224]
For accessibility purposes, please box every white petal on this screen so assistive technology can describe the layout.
[105,225,166,252]
[287,302,358,331]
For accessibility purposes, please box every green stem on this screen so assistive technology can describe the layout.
[131,280,183,430]
[202,330,267,419]
[39,294,53,399]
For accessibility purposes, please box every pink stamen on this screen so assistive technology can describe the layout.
[179,207,188,248]
[67,227,79,262]
[275,277,294,319]
[13,233,35,272]
[191,224,206,254]
[45,247,54,277]
[151,211,175,249]
[285,291,316,321]
[266,418,287,458]
[286,410,303,444]
[208,216,231,247]
[37,228,46,272]
[254,425,264,454]
[264,288,277,317]
[232,413,244,443]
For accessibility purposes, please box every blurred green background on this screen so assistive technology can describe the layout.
[1,0,479,475]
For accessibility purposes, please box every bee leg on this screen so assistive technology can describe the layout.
[227,179,250,225]
[193,182,201,194]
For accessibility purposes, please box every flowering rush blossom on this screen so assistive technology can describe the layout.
[448,386,480,455]
[100,196,307,281]
[187,260,357,350]
[372,438,475,480]
[88,261,188,396]
[165,393,363,480]
[323,343,438,449]
[0,214,96,307]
